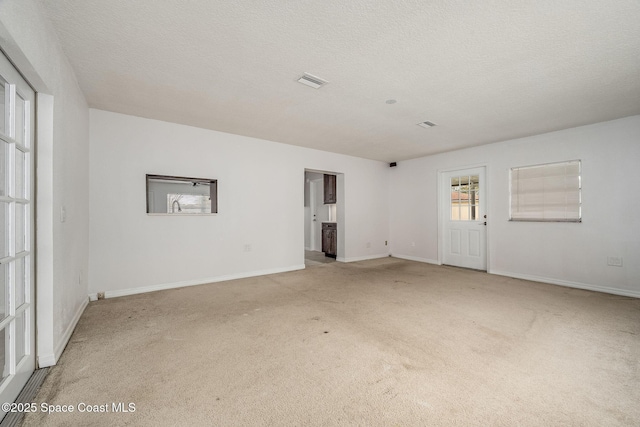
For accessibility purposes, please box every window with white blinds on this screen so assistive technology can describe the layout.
[510,160,581,222]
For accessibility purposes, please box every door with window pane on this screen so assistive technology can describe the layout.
[0,50,35,417]
[442,167,487,270]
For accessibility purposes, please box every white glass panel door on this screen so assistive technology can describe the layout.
[0,50,35,419]
[442,167,487,270]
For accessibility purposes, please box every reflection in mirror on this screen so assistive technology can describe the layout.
[146,175,218,214]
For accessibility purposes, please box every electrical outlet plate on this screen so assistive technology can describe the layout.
[607,257,623,267]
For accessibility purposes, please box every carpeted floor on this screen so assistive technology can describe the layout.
[23,258,640,426]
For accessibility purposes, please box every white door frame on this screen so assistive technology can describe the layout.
[0,48,36,416]
[303,169,344,260]
[1,18,59,370]
[437,164,490,270]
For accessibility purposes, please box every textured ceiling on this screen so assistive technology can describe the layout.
[40,0,640,162]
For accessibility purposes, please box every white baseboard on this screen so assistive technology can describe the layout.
[338,253,390,263]
[96,264,306,300]
[491,270,640,298]
[390,254,440,265]
[38,296,89,368]
[38,353,56,368]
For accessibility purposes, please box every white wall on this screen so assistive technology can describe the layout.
[0,0,90,366]
[89,109,390,297]
[390,116,640,297]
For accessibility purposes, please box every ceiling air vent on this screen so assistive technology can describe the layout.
[297,73,328,89]
[417,121,437,128]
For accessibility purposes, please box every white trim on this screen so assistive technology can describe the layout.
[491,270,640,299]
[98,265,305,299]
[37,354,56,369]
[390,254,440,265]
[35,93,55,368]
[337,254,389,263]
[38,297,89,368]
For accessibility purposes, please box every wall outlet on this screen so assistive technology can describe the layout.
[607,257,623,267]
[97,292,105,300]
[60,206,66,223]
[411,242,416,247]
[243,244,252,252]
[385,240,388,246]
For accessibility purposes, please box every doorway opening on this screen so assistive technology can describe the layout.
[303,169,343,266]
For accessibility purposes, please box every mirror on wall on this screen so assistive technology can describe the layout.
[146,174,218,214]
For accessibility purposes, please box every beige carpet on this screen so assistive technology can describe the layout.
[23,258,640,426]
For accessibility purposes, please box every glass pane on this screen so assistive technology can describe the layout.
[0,80,5,136]
[450,185,460,202]
[460,182,470,220]
[15,148,24,199]
[451,204,458,220]
[462,206,470,220]
[15,203,25,253]
[450,179,460,220]
[0,264,6,321]
[0,142,6,197]
[0,202,8,258]
[16,257,25,307]
[16,310,25,362]
[15,94,24,144]
[470,178,480,220]
[0,328,7,384]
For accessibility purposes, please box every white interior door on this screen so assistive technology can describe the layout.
[308,179,317,250]
[0,50,36,416]
[442,167,487,270]
[311,179,326,251]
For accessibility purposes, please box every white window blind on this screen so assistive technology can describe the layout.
[510,160,581,222]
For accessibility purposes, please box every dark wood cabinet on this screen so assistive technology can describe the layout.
[322,222,337,258]
[323,174,336,204]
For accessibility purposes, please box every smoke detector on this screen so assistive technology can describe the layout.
[297,73,328,89]
[417,121,437,128]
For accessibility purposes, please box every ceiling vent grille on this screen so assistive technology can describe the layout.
[297,73,328,89]
[417,121,437,128]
